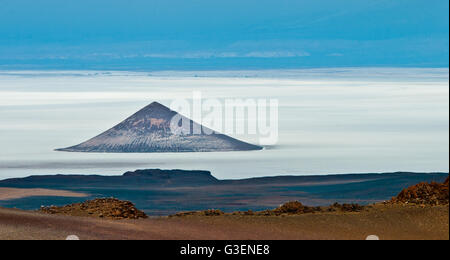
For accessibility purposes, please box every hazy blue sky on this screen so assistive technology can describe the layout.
[0,0,448,70]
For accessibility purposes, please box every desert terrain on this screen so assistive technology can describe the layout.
[0,172,447,240]
[0,204,447,240]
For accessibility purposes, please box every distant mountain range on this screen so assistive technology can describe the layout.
[56,102,262,153]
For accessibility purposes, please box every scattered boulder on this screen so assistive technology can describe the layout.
[203,209,225,216]
[171,201,366,217]
[171,209,224,217]
[273,201,305,214]
[328,202,365,212]
[243,210,255,216]
[390,176,449,206]
[271,201,363,215]
[172,178,450,218]
[190,202,361,217]
[40,198,148,220]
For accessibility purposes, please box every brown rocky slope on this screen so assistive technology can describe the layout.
[40,198,147,220]
[389,176,449,205]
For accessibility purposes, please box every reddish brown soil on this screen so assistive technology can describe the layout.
[390,176,449,205]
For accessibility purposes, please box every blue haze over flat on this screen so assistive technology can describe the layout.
[0,0,448,70]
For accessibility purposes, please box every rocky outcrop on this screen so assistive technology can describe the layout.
[170,201,366,217]
[172,209,225,217]
[390,176,449,205]
[268,201,364,215]
[40,198,148,220]
[273,201,307,214]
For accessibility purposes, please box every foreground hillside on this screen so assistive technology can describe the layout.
[1,177,448,240]
[0,204,447,240]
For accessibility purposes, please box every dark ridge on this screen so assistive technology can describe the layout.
[0,169,218,188]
